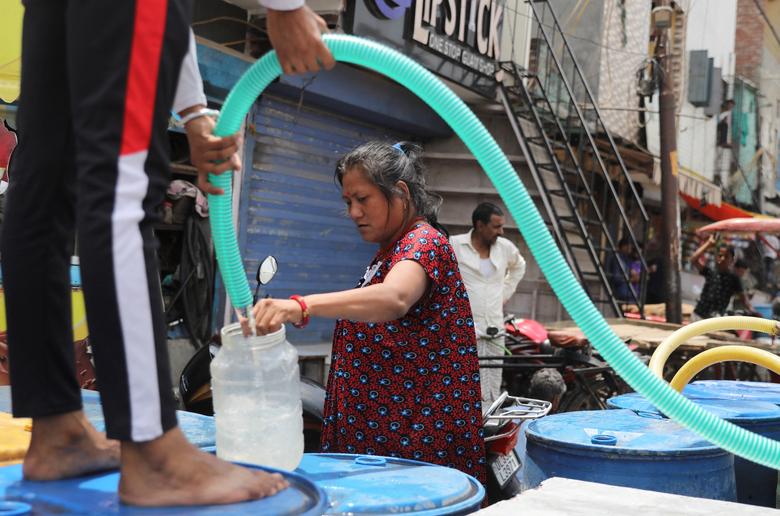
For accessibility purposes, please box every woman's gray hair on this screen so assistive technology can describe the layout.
[335,141,444,231]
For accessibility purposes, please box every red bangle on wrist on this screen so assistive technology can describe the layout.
[290,295,310,328]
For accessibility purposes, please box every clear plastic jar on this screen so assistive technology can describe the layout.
[211,323,303,470]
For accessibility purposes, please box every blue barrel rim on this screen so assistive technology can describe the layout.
[526,411,729,458]
[0,462,326,516]
[299,453,486,516]
[608,392,780,424]
[0,501,32,516]
[196,448,328,516]
[234,461,327,516]
[688,380,780,397]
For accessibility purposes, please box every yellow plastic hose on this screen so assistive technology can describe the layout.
[669,345,780,391]
[649,316,779,377]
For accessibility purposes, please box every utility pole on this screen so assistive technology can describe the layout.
[654,1,682,324]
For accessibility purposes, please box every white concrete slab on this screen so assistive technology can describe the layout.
[476,478,779,515]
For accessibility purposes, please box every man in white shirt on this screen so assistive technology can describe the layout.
[452,202,526,403]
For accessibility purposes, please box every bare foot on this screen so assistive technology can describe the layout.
[23,410,120,480]
[119,427,289,507]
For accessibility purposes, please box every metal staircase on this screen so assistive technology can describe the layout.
[498,0,649,317]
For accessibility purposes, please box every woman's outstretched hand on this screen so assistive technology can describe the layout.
[252,298,303,335]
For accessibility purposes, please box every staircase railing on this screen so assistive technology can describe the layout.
[500,0,651,316]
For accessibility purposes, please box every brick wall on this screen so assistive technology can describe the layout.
[735,0,765,84]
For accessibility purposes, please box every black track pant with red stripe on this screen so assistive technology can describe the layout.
[1,0,191,442]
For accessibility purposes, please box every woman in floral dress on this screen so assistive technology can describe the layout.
[252,141,486,483]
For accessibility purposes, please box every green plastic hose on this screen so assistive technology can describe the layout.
[209,57,282,317]
[209,34,780,468]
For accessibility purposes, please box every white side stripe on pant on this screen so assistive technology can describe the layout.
[114,150,162,441]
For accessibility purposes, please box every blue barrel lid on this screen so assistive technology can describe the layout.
[0,463,326,515]
[526,409,724,456]
[296,453,484,515]
[608,392,780,422]
[685,380,780,405]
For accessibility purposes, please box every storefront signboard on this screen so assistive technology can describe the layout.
[345,0,503,98]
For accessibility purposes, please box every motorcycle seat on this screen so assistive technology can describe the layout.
[547,330,589,349]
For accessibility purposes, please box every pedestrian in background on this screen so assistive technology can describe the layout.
[689,235,755,320]
[451,202,526,405]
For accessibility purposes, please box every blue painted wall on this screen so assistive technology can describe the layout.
[239,96,406,344]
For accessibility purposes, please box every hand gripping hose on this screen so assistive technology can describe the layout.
[209,34,780,469]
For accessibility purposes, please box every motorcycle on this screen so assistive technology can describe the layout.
[503,314,550,354]
[482,392,551,502]
[481,315,635,412]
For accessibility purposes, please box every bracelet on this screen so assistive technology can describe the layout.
[290,295,310,328]
[175,108,220,128]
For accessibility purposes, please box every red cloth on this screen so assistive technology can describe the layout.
[321,222,487,484]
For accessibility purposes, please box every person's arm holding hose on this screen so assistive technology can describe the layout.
[177,0,335,194]
[174,29,239,195]
[689,234,716,274]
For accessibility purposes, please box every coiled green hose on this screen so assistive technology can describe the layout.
[209,34,780,468]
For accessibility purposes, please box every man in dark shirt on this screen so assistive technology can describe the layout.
[689,235,755,320]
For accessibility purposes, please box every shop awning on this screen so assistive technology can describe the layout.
[0,1,24,104]
[680,192,772,221]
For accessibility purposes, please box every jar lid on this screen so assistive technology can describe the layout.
[220,322,287,349]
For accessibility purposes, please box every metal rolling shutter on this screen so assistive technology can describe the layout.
[239,95,406,345]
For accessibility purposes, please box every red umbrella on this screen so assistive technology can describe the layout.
[696,217,780,235]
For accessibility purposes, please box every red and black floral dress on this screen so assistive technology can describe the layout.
[320,221,487,484]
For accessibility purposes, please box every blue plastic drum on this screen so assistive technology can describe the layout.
[523,409,736,501]
[296,453,484,514]
[609,393,780,506]
[0,387,216,449]
[645,380,780,507]
[0,463,327,515]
